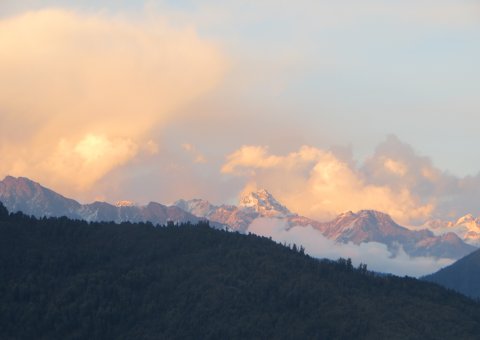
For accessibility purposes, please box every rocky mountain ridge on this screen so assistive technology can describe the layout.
[0,175,476,260]
[176,191,476,259]
[0,176,210,227]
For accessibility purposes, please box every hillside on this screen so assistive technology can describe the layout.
[1,204,480,339]
[423,248,480,299]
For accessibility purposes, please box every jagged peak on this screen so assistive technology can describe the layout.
[174,198,215,208]
[440,232,463,242]
[455,213,477,225]
[173,198,217,218]
[335,209,394,221]
[357,209,391,217]
[175,198,211,205]
[2,175,38,186]
[239,189,292,217]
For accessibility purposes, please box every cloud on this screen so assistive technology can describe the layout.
[223,135,480,224]
[362,135,445,193]
[44,134,139,189]
[383,158,407,176]
[182,143,207,164]
[361,135,480,221]
[0,8,225,194]
[248,217,454,277]
[222,142,433,224]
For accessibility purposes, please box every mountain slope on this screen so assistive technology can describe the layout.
[174,189,294,232]
[1,206,480,339]
[424,214,480,246]
[239,189,293,217]
[317,210,476,258]
[0,176,81,218]
[423,248,480,299]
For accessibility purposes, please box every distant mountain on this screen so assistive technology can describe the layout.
[316,210,475,259]
[0,176,208,227]
[175,198,257,233]
[424,248,480,299]
[239,189,293,217]
[176,190,476,259]
[0,176,81,217]
[424,214,480,246]
[175,189,294,232]
[1,176,475,260]
[175,189,294,233]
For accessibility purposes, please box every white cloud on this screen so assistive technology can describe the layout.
[248,217,454,277]
[182,143,207,164]
[222,142,433,224]
[383,158,407,176]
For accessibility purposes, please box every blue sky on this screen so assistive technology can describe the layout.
[1,1,479,222]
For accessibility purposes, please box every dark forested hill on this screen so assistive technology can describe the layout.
[423,248,480,299]
[1,203,480,340]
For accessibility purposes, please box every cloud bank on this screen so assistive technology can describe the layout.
[0,9,225,193]
[248,217,453,277]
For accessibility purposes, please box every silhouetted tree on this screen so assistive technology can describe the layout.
[0,202,8,220]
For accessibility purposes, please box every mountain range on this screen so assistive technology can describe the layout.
[0,176,210,227]
[424,214,480,246]
[0,175,476,260]
[176,192,475,259]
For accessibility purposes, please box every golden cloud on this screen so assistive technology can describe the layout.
[383,158,407,176]
[182,143,207,164]
[0,9,226,194]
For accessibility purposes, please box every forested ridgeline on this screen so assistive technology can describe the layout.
[1,203,480,339]
[423,247,480,299]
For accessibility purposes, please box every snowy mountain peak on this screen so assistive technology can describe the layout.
[239,189,292,217]
[321,209,414,245]
[334,210,394,224]
[423,219,455,230]
[173,198,216,218]
[338,210,354,217]
[455,214,478,226]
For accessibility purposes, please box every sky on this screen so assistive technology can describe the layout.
[1,0,480,225]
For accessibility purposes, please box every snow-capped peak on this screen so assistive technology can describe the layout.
[454,214,480,235]
[329,210,396,229]
[455,214,477,226]
[173,198,216,218]
[239,189,292,217]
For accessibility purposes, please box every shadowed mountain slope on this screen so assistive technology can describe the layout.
[424,248,480,299]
